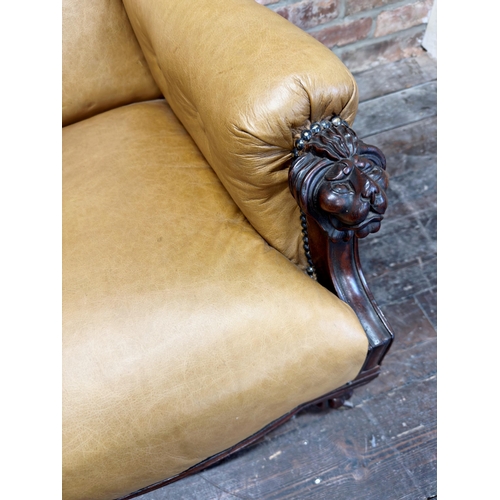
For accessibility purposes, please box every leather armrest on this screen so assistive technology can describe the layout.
[122,0,359,268]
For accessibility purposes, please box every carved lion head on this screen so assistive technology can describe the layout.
[289,120,389,241]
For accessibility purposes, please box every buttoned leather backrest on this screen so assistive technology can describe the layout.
[62,0,162,126]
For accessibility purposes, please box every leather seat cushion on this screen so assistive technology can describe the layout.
[62,100,368,500]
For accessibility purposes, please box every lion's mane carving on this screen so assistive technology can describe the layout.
[289,121,389,242]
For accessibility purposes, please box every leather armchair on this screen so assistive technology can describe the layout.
[62,0,394,499]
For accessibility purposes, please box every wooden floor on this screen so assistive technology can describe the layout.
[136,53,437,500]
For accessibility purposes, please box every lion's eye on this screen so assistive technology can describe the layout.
[355,157,370,169]
[332,182,353,194]
[370,167,387,182]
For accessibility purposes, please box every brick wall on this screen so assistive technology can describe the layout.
[256,0,434,72]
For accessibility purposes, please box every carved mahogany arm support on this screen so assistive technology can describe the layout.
[116,119,396,500]
[289,117,395,403]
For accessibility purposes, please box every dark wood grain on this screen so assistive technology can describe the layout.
[289,117,395,383]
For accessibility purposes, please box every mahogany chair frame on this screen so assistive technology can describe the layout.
[118,116,395,500]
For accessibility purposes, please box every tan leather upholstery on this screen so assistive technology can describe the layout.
[62,0,161,126]
[122,0,359,268]
[62,100,368,500]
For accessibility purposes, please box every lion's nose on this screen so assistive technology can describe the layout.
[362,178,387,214]
[361,178,379,202]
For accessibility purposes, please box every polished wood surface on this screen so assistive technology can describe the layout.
[288,94,395,405]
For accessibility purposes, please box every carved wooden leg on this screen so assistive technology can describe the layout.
[316,389,354,409]
[289,117,395,405]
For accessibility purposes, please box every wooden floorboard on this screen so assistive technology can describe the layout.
[135,53,437,500]
[358,116,437,178]
[355,55,437,102]
[354,81,437,138]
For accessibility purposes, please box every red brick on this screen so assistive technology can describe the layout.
[274,0,340,30]
[374,0,433,37]
[311,18,373,48]
[345,0,399,16]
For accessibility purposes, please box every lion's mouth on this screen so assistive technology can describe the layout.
[349,214,384,230]
[331,214,384,231]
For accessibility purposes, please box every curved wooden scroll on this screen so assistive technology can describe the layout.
[289,117,395,397]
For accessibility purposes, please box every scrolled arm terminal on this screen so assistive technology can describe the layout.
[290,117,389,242]
[289,115,395,397]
